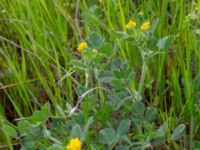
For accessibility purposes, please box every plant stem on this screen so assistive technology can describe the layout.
[137,52,147,101]
[190,114,193,150]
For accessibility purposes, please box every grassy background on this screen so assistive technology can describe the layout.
[0,0,200,149]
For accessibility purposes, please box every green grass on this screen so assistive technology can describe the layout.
[0,0,200,149]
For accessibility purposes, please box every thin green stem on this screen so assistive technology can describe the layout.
[137,52,147,101]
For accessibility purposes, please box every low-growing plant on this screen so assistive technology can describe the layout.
[1,1,200,149]
[1,22,186,149]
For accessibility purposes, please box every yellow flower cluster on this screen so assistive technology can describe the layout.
[140,21,150,31]
[77,42,88,53]
[125,20,150,31]
[125,20,136,29]
[66,138,81,150]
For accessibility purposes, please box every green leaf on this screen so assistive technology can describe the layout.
[132,101,145,116]
[26,126,42,138]
[110,91,130,110]
[117,119,131,136]
[111,79,126,89]
[90,144,105,150]
[148,131,163,139]
[82,50,93,59]
[157,35,174,51]
[98,128,117,145]
[41,102,50,119]
[47,144,64,150]
[170,124,185,140]
[56,104,65,117]
[84,117,94,133]
[131,114,143,125]
[87,32,104,48]
[147,36,158,51]
[110,29,127,39]
[82,117,94,140]
[127,70,134,82]
[150,18,160,33]
[2,125,17,138]
[157,122,168,136]
[113,70,123,79]
[21,136,35,149]
[98,71,114,83]
[119,135,132,144]
[29,111,45,124]
[18,120,30,134]
[71,124,82,139]
[116,145,129,150]
[101,42,113,56]
[144,107,157,122]
[70,60,86,70]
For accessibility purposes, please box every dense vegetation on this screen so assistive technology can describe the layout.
[0,0,200,149]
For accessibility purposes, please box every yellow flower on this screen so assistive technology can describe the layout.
[92,48,98,54]
[140,21,150,31]
[125,20,136,29]
[77,42,88,53]
[66,138,81,150]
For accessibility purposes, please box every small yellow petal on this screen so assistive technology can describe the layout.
[77,42,88,53]
[140,21,150,31]
[125,20,136,29]
[66,138,81,150]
